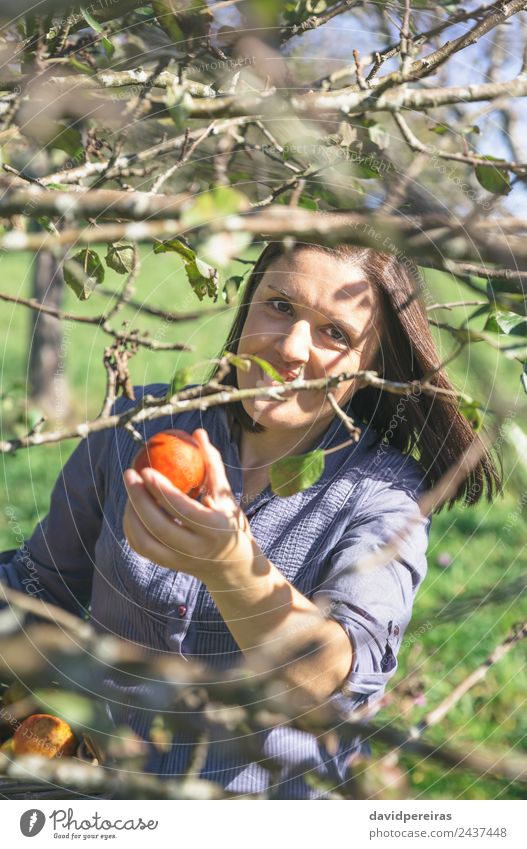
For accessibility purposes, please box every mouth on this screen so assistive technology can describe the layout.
[267,364,305,382]
[255,367,301,399]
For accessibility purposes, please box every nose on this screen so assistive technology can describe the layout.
[275,319,311,366]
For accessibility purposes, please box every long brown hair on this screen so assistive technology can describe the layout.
[207,241,503,512]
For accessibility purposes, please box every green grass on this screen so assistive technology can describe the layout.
[1,252,526,799]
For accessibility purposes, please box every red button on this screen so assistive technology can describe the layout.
[177,604,187,618]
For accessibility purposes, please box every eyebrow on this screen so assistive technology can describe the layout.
[265,285,362,337]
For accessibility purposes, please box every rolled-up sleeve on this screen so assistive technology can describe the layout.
[311,477,431,713]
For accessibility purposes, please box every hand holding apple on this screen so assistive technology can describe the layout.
[133,429,206,498]
[123,428,257,587]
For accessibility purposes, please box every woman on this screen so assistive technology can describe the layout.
[1,241,502,798]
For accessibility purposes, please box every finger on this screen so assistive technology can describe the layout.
[124,471,196,550]
[124,467,145,488]
[137,467,213,529]
[123,502,188,570]
[193,429,236,505]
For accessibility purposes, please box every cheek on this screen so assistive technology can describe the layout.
[325,350,361,374]
[237,310,280,353]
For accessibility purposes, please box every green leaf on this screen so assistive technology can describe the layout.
[245,0,283,27]
[475,156,511,196]
[81,5,104,32]
[222,275,244,302]
[46,182,72,190]
[461,124,480,136]
[222,351,285,380]
[105,242,135,274]
[244,355,285,382]
[63,249,105,300]
[68,56,94,75]
[223,352,252,372]
[353,159,382,179]
[48,124,84,158]
[484,310,527,336]
[270,449,326,497]
[35,216,58,234]
[102,36,115,58]
[153,238,219,301]
[297,196,318,210]
[165,86,193,132]
[458,398,485,432]
[34,689,96,726]
[443,323,527,360]
[166,366,195,398]
[485,280,527,315]
[181,187,248,229]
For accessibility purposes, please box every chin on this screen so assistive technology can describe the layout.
[246,396,322,430]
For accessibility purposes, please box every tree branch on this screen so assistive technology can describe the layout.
[415,621,527,733]
[0,291,193,352]
[279,0,362,44]
[2,208,527,269]
[0,368,480,455]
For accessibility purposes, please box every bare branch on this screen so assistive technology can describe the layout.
[3,208,527,270]
[317,1,521,89]
[393,111,527,175]
[0,68,214,98]
[40,118,251,186]
[0,273,193,356]
[279,0,362,44]
[0,368,480,455]
[327,391,362,441]
[408,0,527,81]
[416,621,527,733]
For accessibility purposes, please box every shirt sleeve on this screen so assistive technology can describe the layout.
[310,472,431,715]
[0,409,121,617]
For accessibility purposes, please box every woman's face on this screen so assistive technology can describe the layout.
[236,248,381,434]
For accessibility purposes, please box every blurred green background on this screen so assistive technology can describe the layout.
[0,247,526,800]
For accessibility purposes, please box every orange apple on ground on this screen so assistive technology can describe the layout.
[133,429,207,498]
[12,713,77,758]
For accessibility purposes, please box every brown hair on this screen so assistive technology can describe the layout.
[207,241,503,512]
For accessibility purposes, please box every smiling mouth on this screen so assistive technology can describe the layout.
[255,369,296,398]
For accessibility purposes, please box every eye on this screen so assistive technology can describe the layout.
[326,325,350,346]
[267,297,293,315]
[267,298,352,346]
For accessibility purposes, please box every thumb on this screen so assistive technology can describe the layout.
[193,428,236,507]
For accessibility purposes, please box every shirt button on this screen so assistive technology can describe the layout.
[393,625,400,636]
[177,604,187,618]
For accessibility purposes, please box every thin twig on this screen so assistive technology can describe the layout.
[415,621,527,734]
[149,124,215,195]
[0,369,486,455]
[327,392,362,441]
[0,290,192,352]
[279,0,361,44]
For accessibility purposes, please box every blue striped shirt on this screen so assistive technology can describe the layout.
[0,383,431,798]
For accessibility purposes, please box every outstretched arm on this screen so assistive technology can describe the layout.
[122,428,353,707]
